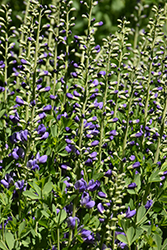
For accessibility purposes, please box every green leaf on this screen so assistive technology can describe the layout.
[52,204,57,214]
[38,219,48,228]
[18,221,26,237]
[161,162,167,172]
[89,216,99,229]
[42,181,53,194]
[0,109,5,118]
[162,238,167,250]
[134,174,141,192]
[23,190,39,200]
[58,151,69,156]
[117,234,128,244]
[132,228,143,243]
[136,206,146,225]
[153,234,162,249]
[92,172,104,181]
[127,189,136,194]
[32,180,41,198]
[83,213,90,225]
[75,235,84,243]
[41,210,50,218]
[5,232,15,250]
[51,124,57,138]
[57,209,67,225]
[0,241,8,250]
[141,225,151,234]
[149,169,161,183]
[159,195,167,203]
[65,194,77,206]
[46,115,54,122]
[126,227,135,246]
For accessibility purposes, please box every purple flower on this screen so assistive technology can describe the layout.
[1,173,15,188]
[98,191,107,198]
[94,45,101,53]
[128,183,137,189]
[27,159,39,170]
[91,140,99,146]
[97,203,105,213]
[98,71,106,77]
[21,58,28,65]
[129,155,135,161]
[111,117,118,123]
[50,95,56,100]
[89,152,97,158]
[66,93,73,99]
[74,179,87,192]
[43,105,52,111]
[71,72,78,78]
[85,158,93,166]
[80,192,90,206]
[40,132,49,140]
[67,216,80,229]
[37,154,47,163]
[37,124,46,135]
[110,130,117,136]
[12,147,25,159]
[126,207,136,218]
[105,169,112,177]
[80,229,95,243]
[80,191,95,208]
[65,145,72,153]
[73,90,81,97]
[38,111,46,119]
[135,132,143,137]
[87,179,100,191]
[16,96,24,105]
[85,200,95,208]
[94,21,103,27]
[15,180,25,191]
[133,162,140,168]
[145,200,153,209]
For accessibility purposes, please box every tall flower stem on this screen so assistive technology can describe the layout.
[50,0,60,125]
[24,8,42,166]
[98,39,111,170]
[120,83,134,171]
[16,0,30,89]
[62,4,70,108]
[74,0,93,179]
[154,93,167,163]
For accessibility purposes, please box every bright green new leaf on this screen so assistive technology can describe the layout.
[136,206,146,225]
[126,227,135,246]
[117,234,128,244]
[23,190,39,200]
[18,221,26,237]
[5,232,15,250]
[0,241,8,250]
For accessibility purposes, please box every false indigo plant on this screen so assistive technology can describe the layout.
[1,0,167,249]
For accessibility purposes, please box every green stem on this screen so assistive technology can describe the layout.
[154,94,167,163]
[62,6,70,108]
[120,83,134,171]
[16,0,30,89]
[98,40,111,171]
[24,9,42,166]
[57,228,60,250]
[74,0,93,178]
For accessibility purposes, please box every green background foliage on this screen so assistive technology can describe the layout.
[1,0,166,44]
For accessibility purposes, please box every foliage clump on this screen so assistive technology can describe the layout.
[1,1,167,249]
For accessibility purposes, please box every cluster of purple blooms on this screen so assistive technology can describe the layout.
[0,0,167,249]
